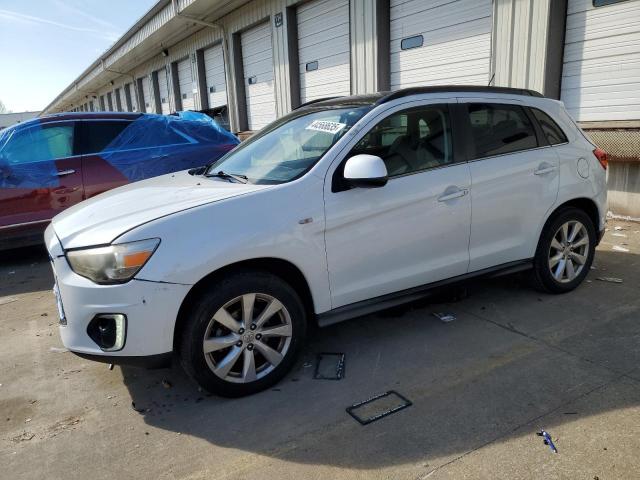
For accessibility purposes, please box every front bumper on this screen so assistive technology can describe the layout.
[45,226,191,360]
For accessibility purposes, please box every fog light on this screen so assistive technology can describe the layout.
[87,314,126,351]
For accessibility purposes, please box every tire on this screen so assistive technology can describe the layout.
[179,270,307,397]
[532,207,596,293]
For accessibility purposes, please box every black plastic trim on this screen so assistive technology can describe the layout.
[317,259,533,327]
[73,351,172,369]
[376,86,544,106]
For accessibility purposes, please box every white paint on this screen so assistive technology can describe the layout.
[241,21,277,130]
[156,68,171,115]
[141,76,152,113]
[177,57,195,111]
[390,0,493,89]
[203,43,227,109]
[561,0,640,121]
[297,0,351,103]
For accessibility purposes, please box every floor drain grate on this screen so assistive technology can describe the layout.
[346,390,412,425]
[313,352,345,380]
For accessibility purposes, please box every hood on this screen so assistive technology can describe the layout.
[52,170,269,249]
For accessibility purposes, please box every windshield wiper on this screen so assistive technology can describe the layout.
[204,170,249,184]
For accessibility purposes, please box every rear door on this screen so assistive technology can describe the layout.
[460,100,560,271]
[0,121,83,232]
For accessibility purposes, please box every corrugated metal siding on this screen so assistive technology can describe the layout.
[177,57,196,110]
[389,0,492,89]
[561,0,640,122]
[157,68,171,113]
[297,0,351,103]
[241,21,277,129]
[350,0,377,94]
[141,76,153,112]
[203,43,228,108]
[492,0,550,92]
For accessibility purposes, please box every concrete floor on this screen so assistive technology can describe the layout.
[1,219,640,480]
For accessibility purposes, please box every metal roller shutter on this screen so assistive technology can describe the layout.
[141,76,152,113]
[297,0,351,103]
[177,58,195,111]
[127,83,138,112]
[156,68,171,114]
[561,0,640,122]
[106,92,114,111]
[115,88,123,111]
[241,21,276,130]
[203,44,227,108]
[390,0,492,89]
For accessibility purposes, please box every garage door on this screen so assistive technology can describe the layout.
[115,88,124,111]
[390,0,492,89]
[297,0,351,103]
[177,58,195,111]
[203,44,227,108]
[561,0,640,122]
[125,83,137,112]
[141,76,152,113]
[241,21,276,130]
[157,68,171,114]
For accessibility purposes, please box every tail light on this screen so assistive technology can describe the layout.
[593,147,608,170]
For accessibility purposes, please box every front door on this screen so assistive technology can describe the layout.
[0,121,83,239]
[324,102,472,308]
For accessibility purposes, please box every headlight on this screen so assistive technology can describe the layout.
[66,238,160,284]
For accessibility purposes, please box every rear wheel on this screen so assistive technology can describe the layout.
[179,271,306,397]
[532,207,596,293]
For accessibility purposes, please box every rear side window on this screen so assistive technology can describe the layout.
[530,108,568,145]
[80,121,132,154]
[467,103,538,158]
[0,123,75,164]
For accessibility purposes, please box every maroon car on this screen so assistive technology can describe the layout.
[0,111,238,250]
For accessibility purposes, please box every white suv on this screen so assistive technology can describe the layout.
[45,86,608,396]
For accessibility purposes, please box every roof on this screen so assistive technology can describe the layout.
[298,86,544,110]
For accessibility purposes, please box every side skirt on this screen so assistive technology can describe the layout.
[316,259,533,327]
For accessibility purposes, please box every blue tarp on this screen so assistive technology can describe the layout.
[0,112,238,188]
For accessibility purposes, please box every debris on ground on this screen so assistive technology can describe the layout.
[302,362,313,368]
[49,347,68,353]
[40,313,48,317]
[612,233,627,238]
[614,226,625,231]
[108,363,114,371]
[161,379,172,389]
[11,431,35,443]
[313,353,345,380]
[612,245,630,252]
[0,297,18,306]
[433,312,456,323]
[537,429,558,453]
[346,390,412,425]
[597,277,623,284]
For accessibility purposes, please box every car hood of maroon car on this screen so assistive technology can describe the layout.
[51,170,270,249]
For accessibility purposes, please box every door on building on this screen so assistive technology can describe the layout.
[106,92,114,111]
[126,83,137,112]
[114,88,123,111]
[156,67,171,114]
[389,0,493,89]
[323,101,472,308]
[297,0,351,104]
[0,121,84,239]
[141,76,152,113]
[177,58,195,111]
[241,21,276,130]
[203,44,227,108]
[458,100,560,272]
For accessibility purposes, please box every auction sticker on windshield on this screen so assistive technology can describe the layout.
[306,120,346,135]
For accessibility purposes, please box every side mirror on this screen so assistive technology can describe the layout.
[343,154,388,188]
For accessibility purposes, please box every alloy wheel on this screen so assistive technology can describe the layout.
[202,293,293,383]
[548,220,590,283]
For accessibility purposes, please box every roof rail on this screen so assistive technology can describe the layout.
[294,96,343,110]
[376,85,544,105]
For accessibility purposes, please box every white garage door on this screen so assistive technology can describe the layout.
[241,21,276,130]
[156,68,171,115]
[561,0,640,122]
[141,76,152,113]
[390,0,492,89]
[126,83,137,112]
[297,0,351,103]
[177,57,195,111]
[116,88,124,111]
[203,44,227,109]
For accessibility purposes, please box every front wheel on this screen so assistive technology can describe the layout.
[532,207,596,293]
[179,271,307,397]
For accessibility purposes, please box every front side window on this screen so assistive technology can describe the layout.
[467,103,538,158]
[207,106,371,184]
[531,108,568,145]
[349,104,453,177]
[0,123,75,165]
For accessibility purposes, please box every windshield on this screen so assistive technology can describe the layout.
[205,106,371,184]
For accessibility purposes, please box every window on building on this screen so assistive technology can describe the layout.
[593,0,629,7]
[350,105,453,177]
[530,108,568,145]
[401,35,423,50]
[466,103,538,158]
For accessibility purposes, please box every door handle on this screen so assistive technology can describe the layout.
[534,164,556,176]
[437,187,469,202]
[56,169,76,177]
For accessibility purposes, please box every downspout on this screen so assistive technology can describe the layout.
[171,0,235,123]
